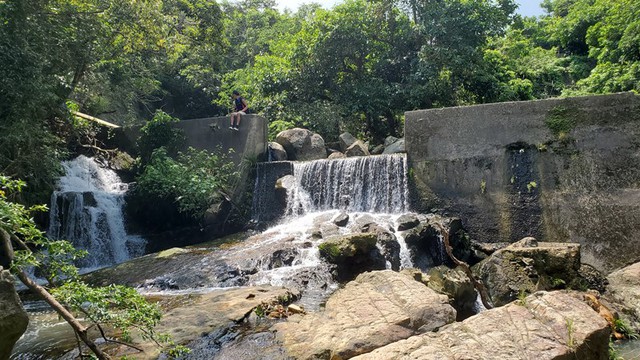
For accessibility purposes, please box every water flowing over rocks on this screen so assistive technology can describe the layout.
[48,155,145,269]
[273,270,456,360]
[472,237,581,307]
[285,154,408,215]
[0,268,29,359]
[275,128,326,161]
[352,291,610,360]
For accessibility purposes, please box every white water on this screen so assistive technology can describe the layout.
[285,154,409,215]
[48,156,145,270]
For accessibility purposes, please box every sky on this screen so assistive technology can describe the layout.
[276,0,546,17]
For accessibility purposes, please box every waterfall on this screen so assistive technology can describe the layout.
[285,154,408,215]
[48,156,145,270]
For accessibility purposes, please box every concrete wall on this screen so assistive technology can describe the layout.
[405,92,640,273]
[174,115,268,166]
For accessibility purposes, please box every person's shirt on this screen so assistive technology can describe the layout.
[235,97,246,112]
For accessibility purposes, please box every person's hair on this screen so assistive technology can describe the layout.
[232,90,240,96]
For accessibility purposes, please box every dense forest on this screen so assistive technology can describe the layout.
[1,0,639,203]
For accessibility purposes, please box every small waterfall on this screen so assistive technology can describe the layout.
[285,154,408,215]
[48,156,145,270]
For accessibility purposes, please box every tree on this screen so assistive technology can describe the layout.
[0,176,183,359]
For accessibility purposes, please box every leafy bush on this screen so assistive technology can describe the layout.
[128,147,237,230]
[137,110,186,165]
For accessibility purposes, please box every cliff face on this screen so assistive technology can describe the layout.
[405,92,640,273]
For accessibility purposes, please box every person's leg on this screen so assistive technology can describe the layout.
[230,113,236,128]
[236,113,241,128]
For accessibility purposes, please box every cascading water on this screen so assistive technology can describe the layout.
[48,155,145,270]
[286,153,408,215]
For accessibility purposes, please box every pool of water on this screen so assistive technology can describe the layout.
[615,340,640,360]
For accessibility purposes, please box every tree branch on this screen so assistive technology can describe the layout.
[433,223,494,309]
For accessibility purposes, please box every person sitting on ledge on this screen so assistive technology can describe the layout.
[230,90,248,131]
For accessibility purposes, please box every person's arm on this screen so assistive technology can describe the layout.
[241,99,248,112]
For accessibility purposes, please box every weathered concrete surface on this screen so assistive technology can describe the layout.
[117,114,268,167]
[406,92,640,273]
[174,115,268,165]
[273,270,456,360]
[353,291,610,360]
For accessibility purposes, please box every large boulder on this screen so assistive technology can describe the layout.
[273,270,456,360]
[345,140,370,157]
[339,132,357,153]
[427,265,477,320]
[0,268,29,360]
[268,141,287,161]
[319,233,385,281]
[353,291,610,360]
[275,128,326,161]
[607,261,640,329]
[473,237,581,307]
[328,151,346,160]
[384,136,399,147]
[383,138,405,154]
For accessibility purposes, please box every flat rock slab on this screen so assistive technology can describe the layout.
[353,291,610,360]
[273,270,456,360]
[118,286,299,359]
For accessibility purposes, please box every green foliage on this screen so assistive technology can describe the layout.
[130,147,237,229]
[527,181,538,192]
[609,340,623,360]
[566,318,576,349]
[137,110,186,164]
[52,281,163,342]
[614,318,639,340]
[516,289,528,306]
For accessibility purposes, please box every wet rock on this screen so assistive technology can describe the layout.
[607,262,640,330]
[328,151,346,160]
[273,270,456,360]
[332,212,349,227]
[427,266,477,320]
[396,214,420,231]
[268,141,287,161]
[0,268,29,360]
[353,291,610,360]
[384,136,399,147]
[363,223,401,271]
[275,128,326,161]
[320,222,340,239]
[371,144,385,155]
[319,233,385,281]
[275,175,296,209]
[346,140,370,157]
[403,222,449,270]
[472,237,581,307]
[383,138,405,154]
[339,132,357,152]
[287,304,305,315]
